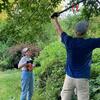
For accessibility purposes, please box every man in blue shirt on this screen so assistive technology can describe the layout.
[51,13,100,100]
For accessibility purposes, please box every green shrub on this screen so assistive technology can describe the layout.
[92,48,100,63]
[90,75,100,100]
[91,48,100,77]
[34,41,66,99]
[0,42,9,70]
[91,64,100,78]
[0,42,8,59]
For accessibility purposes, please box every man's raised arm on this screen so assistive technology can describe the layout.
[51,12,63,36]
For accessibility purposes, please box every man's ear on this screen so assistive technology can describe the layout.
[76,32,82,36]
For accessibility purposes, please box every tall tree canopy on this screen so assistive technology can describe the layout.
[0,0,61,44]
[0,0,100,45]
[69,0,100,19]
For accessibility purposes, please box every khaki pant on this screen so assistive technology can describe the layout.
[61,75,89,100]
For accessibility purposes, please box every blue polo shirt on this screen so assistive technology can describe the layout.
[61,32,100,79]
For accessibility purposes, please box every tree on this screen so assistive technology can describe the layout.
[0,0,99,45]
[68,0,100,19]
[0,0,62,44]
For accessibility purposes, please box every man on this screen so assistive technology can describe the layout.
[18,47,35,100]
[51,13,100,100]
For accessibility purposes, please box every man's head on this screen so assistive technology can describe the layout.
[75,20,89,37]
[22,47,32,57]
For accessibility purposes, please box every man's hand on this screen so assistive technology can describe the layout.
[51,12,60,19]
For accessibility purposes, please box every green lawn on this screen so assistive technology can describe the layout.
[0,69,39,100]
[0,70,21,100]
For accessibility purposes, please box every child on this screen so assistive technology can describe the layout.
[51,13,100,100]
[18,47,35,100]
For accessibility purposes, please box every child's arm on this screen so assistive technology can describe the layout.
[18,63,28,69]
[18,57,28,69]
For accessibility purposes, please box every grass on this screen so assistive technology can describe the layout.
[0,69,41,100]
[0,70,21,100]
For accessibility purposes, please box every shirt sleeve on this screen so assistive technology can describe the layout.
[61,32,71,45]
[91,38,100,49]
[18,57,27,67]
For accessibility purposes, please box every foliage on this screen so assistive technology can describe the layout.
[0,0,10,12]
[0,0,100,45]
[0,19,21,45]
[69,0,100,20]
[82,0,100,20]
[0,42,8,60]
[0,42,9,70]
[1,0,100,20]
[0,0,62,45]
[92,48,100,64]
[90,75,100,100]
[91,49,100,77]
[34,41,66,100]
